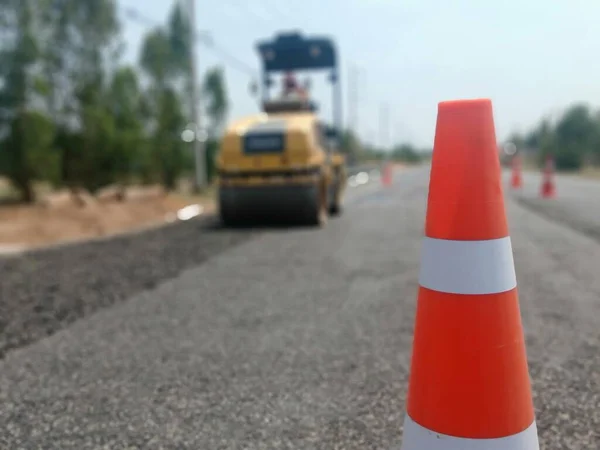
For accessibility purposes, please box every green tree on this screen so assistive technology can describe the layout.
[524,119,552,150]
[0,112,59,201]
[528,105,595,171]
[43,0,121,191]
[203,66,229,138]
[392,143,422,163]
[140,7,189,190]
[167,1,193,81]
[0,0,58,202]
[141,29,176,88]
[339,129,361,164]
[201,66,229,182]
[107,66,147,185]
[154,88,187,189]
[506,132,526,151]
[552,104,596,170]
[65,103,117,191]
[591,111,600,165]
[511,104,600,171]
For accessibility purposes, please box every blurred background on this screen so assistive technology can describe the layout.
[2,1,600,241]
[1,2,600,448]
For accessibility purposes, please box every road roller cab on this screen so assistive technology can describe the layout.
[216,31,346,226]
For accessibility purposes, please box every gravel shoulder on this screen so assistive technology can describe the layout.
[0,178,380,360]
[0,216,260,359]
[0,167,598,449]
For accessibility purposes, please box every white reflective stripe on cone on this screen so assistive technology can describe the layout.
[401,415,540,450]
[418,236,517,295]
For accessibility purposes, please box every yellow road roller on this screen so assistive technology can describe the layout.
[216,31,346,227]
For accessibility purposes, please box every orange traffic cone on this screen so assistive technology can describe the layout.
[401,99,539,450]
[510,154,523,189]
[540,155,556,198]
[382,162,393,187]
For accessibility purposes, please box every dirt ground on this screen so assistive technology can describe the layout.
[0,183,215,252]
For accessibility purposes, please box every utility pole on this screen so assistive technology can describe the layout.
[347,63,366,163]
[347,64,358,164]
[348,64,358,134]
[379,102,390,150]
[379,102,394,167]
[188,0,206,191]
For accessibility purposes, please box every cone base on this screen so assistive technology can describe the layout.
[541,187,556,198]
[400,415,539,450]
[407,287,535,437]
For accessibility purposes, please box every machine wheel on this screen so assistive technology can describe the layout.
[329,179,343,216]
[330,201,342,216]
[305,180,328,227]
[220,210,237,227]
[218,189,239,227]
[219,208,235,227]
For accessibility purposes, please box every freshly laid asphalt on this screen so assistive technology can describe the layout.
[1,167,599,449]
[507,169,600,241]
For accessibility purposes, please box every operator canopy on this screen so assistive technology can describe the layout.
[257,31,337,73]
[256,31,339,121]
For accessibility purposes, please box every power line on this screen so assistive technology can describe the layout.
[234,0,291,23]
[121,5,257,78]
[236,3,274,23]
[187,0,205,190]
[260,0,291,20]
[204,40,256,78]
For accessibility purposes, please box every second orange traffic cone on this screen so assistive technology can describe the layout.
[382,162,393,187]
[511,154,523,189]
[400,99,539,450]
[540,155,556,198]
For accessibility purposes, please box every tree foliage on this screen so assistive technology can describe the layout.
[0,0,229,202]
[391,144,422,163]
[0,0,48,201]
[511,103,600,171]
[337,129,425,164]
[203,67,229,138]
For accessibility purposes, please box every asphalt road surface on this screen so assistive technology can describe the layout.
[504,169,600,241]
[1,167,599,449]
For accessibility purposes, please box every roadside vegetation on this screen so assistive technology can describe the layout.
[1,0,598,249]
[0,0,227,204]
[507,104,600,172]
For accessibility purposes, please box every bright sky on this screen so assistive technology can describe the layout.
[119,0,600,148]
